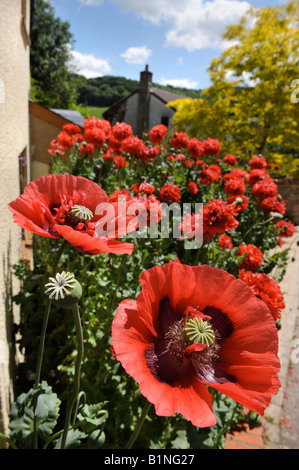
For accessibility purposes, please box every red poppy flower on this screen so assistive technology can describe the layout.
[84,127,106,147]
[199,164,222,185]
[219,234,233,249]
[223,154,237,166]
[275,220,295,238]
[261,196,286,215]
[159,183,181,203]
[8,174,134,255]
[135,194,163,227]
[238,244,263,271]
[252,177,278,199]
[227,195,249,212]
[56,131,73,150]
[140,145,160,162]
[108,188,132,203]
[203,199,239,239]
[107,135,122,152]
[121,135,145,155]
[48,139,65,157]
[239,269,285,321]
[79,142,95,156]
[187,181,198,195]
[62,123,82,135]
[131,181,156,195]
[224,177,246,196]
[112,263,280,427]
[249,156,267,170]
[184,159,194,168]
[248,169,268,186]
[175,154,186,162]
[113,155,127,169]
[110,122,133,141]
[187,138,204,159]
[83,117,111,136]
[223,169,249,185]
[171,131,189,149]
[149,124,167,144]
[202,138,221,156]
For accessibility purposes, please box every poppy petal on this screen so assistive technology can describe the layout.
[54,224,134,255]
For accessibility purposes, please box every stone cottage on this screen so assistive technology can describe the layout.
[103,65,186,137]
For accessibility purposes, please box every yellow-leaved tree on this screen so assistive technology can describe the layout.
[168,0,299,174]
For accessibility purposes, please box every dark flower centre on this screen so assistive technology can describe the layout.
[164,314,220,368]
[145,298,235,387]
[48,202,95,234]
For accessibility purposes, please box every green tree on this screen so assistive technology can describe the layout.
[169,0,299,174]
[30,0,79,108]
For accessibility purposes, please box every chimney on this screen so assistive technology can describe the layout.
[137,65,152,137]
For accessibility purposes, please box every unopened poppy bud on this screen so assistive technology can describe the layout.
[234,197,243,204]
[270,212,283,219]
[45,271,82,308]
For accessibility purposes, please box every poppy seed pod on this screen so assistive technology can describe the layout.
[45,271,82,309]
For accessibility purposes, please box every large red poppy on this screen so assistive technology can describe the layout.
[8,174,134,255]
[112,263,280,428]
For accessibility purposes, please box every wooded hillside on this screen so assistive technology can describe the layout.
[75,74,202,108]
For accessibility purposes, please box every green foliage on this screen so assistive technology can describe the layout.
[8,381,61,449]
[53,401,108,449]
[169,0,299,174]
[30,0,79,108]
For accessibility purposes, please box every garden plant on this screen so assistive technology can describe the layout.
[1,118,295,450]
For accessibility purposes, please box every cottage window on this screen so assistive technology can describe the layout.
[161,116,169,127]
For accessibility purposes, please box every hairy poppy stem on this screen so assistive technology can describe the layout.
[194,247,201,265]
[61,304,84,449]
[52,239,69,276]
[241,216,274,243]
[34,240,68,389]
[33,239,68,449]
[125,400,152,449]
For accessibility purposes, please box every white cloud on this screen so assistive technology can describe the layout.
[226,70,260,87]
[120,46,152,64]
[69,50,112,78]
[112,0,251,51]
[158,77,199,89]
[112,0,184,24]
[164,0,251,51]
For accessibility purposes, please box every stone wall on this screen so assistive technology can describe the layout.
[0,0,30,445]
[277,178,299,225]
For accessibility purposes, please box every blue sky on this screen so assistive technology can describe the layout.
[51,0,286,90]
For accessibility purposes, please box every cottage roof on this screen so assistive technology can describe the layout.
[150,87,186,104]
[50,109,85,127]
